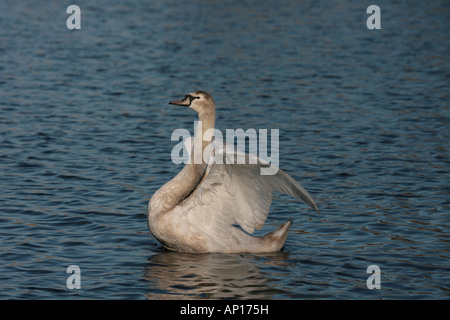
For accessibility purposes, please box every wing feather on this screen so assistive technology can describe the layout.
[180,141,319,234]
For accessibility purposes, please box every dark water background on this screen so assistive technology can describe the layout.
[0,0,449,299]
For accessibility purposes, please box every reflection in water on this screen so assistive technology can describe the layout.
[144,251,290,299]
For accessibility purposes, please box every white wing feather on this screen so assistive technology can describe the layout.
[179,141,319,234]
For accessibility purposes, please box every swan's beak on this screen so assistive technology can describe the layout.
[169,97,190,107]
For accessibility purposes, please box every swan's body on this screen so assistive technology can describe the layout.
[148,91,319,253]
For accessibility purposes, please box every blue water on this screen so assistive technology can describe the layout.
[0,0,449,299]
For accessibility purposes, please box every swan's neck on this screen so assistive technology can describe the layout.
[191,111,215,165]
[149,111,215,215]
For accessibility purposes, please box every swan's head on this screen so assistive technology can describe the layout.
[169,91,215,115]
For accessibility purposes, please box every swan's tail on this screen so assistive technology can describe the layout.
[261,218,292,251]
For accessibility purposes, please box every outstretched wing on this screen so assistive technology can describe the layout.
[179,142,319,234]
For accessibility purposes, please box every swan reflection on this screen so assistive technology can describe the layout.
[144,251,290,299]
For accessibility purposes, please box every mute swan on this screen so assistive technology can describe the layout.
[148,91,319,253]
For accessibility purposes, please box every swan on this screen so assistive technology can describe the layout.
[148,91,319,253]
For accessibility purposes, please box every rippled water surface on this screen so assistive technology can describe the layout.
[1,0,449,299]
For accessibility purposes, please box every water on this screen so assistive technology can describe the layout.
[0,0,449,299]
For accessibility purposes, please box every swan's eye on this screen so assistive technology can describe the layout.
[184,95,200,103]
